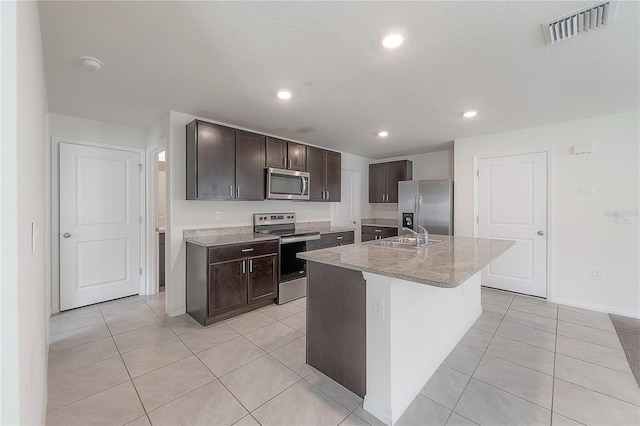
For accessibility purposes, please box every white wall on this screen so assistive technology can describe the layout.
[49,112,147,148]
[370,150,453,220]
[341,152,374,222]
[165,111,371,315]
[1,1,21,422]
[0,1,49,423]
[454,112,640,317]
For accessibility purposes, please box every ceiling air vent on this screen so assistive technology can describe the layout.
[542,1,618,45]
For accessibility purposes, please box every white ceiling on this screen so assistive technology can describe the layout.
[38,1,639,159]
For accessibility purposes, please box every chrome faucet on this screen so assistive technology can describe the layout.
[402,226,429,247]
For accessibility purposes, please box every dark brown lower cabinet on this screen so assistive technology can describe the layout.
[319,231,354,248]
[361,225,398,242]
[187,240,277,326]
[306,261,366,397]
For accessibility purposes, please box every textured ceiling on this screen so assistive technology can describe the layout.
[38,1,639,159]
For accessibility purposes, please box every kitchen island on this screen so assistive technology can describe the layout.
[298,235,514,425]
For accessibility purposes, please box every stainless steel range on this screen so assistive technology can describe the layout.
[253,213,320,304]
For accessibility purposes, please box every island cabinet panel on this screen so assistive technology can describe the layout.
[306,262,366,397]
[266,137,307,171]
[361,225,398,241]
[307,146,342,202]
[368,160,413,203]
[320,231,354,248]
[186,120,266,200]
[186,240,278,326]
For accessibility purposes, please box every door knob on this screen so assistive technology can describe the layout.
[63,232,71,238]
[537,230,545,236]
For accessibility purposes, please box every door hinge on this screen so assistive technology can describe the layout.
[138,164,143,172]
[476,169,479,178]
[139,268,142,276]
[476,216,479,224]
[139,216,143,224]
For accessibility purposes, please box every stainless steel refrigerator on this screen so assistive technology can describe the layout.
[398,179,454,235]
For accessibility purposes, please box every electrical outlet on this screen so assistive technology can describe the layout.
[215,212,222,220]
[592,269,603,280]
[372,298,384,320]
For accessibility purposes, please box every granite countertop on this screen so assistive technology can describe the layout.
[300,225,356,234]
[298,235,515,288]
[361,218,398,228]
[184,233,279,247]
[182,221,354,247]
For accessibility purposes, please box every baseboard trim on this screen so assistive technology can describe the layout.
[550,296,640,319]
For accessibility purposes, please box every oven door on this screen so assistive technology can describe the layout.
[277,236,320,304]
[279,237,320,282]
[266,168,310,200]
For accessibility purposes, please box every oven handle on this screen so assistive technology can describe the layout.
[280,234,320,244]
[301,176,307,196]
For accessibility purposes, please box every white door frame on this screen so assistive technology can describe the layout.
[145,142,166,296]
[51,137,146,313]
[473,148,553,300]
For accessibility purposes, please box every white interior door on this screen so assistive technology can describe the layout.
[333,169,361,242]
[478,152,548,297]
[60,143,141,310]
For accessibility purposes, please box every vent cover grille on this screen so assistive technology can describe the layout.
[542,1,618,45]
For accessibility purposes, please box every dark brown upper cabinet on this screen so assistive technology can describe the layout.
[307,146,341,202]
[234,130,265,200]
[266,137,307,171]
[369,160,413,203]
[186,120,265,200]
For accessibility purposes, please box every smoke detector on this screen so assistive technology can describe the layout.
[79,56,104,70]
[542,1,618,45]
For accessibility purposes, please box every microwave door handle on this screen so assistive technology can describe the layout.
[301,176,307,196]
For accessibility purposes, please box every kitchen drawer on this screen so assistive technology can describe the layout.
[361,225,398,238]
[208,240,278,264]
[320,231,354,248]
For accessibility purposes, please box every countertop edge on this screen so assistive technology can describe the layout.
[184,234,279,247]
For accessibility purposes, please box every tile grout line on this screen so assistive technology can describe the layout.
[99,306,149,420]
[449,293,518,422]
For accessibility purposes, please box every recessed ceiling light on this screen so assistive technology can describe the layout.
[79,56,103,70]
[378,131,389,137]
[381,32,405,49]
[462,111,478,118]
[277,90,292,100]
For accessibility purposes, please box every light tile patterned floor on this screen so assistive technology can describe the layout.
[46,288,640,425]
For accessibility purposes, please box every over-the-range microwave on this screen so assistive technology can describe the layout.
[265,167,310,200]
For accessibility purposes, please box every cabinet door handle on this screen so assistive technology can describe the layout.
[288,158,292,169]
[283,157,286,167]
[229,185,233,196]
[249,259,253,273]
[242,260,246,274]
[336,236,343,240]
[236,186,240,198]
[322,190,326,200]
[326,190,329,200]
[374,229,382,233]
[241,248,254,253]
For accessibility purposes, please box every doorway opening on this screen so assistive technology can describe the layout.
[157,150,166,293]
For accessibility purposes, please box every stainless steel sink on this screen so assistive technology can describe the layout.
[371,237,443,250]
